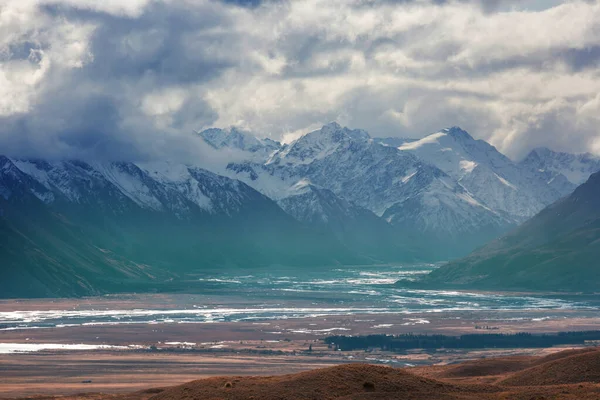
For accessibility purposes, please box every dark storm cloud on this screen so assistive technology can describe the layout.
[0,1,229,161]
[84,4,235,83]
[558,46,600,72]
[220,0,264,7]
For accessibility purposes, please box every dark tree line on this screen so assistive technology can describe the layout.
[324,331,600,351]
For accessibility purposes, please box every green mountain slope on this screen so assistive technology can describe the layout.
[420,171,600,292]
[0,197,167,298]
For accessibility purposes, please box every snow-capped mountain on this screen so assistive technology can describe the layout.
[198,127,281,162]
[199,123,596,259]
[7,158,270,217]
[277,179,367,225]
[394,127,573,221]
[270,124,508,225]
[207,123,518,258]
[520,147,600,187]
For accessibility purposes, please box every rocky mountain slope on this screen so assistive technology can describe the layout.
[395,127,574,220]
[210,123,583,259]
[520,147,600,188]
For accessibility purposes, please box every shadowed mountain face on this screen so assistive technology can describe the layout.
[0,156,364,298]
[276,182,421,261]
[421,171,600,292]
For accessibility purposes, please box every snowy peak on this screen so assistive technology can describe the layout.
[444,126,474,141]
[276,123,370,164]
[278,180,355,224]
[396,127,571,220]
[398,127,494,158]
[4,122,593,267]
[526,147,555,160]
[322,121,342,132]
[9,158,129,206]
[258,123,513,244]
[318,122,370,141]
[198,127,281,154]
[520,147,600,185]
[0,157,55,203]
[296,122,371,147]
[377,137,418,148]
[397,127,492,179]
[2,157,280,218]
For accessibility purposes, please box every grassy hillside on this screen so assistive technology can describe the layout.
[418,172,600,292]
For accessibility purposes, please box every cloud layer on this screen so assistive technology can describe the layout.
[1,0,599,161]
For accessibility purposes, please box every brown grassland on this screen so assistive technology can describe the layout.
[6,347,600,400]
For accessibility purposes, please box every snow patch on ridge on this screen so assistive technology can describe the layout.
[95,163,163,211]
[288,178,313,195]
[137,161,213,211]
[11,160,51,189]
[137,161,191,183]
[398,170,417,184]
[398,132,446,151]
[494,173,517,190]
[459,160,477,174]
[456,192,488,210]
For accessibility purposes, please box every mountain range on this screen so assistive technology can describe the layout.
[208,124,594,258]
[1,123,598,297]
[519,147,600,186]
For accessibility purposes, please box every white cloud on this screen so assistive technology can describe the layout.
[0,0,599,161]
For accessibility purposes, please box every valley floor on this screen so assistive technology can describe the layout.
[2,293,600,398]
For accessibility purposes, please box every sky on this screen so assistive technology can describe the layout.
[1,0,599,162]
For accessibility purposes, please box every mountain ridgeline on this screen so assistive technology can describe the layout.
[1,123,598,297]
[210,124,582,259]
